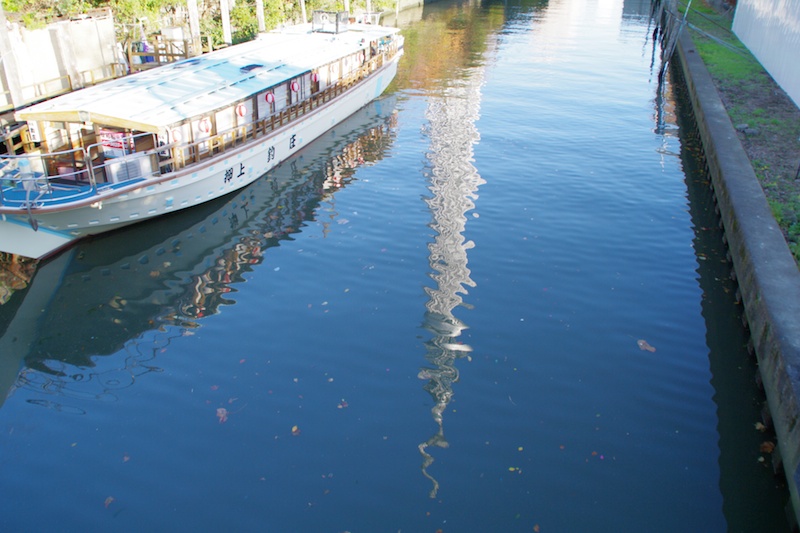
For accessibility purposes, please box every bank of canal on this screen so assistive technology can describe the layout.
[677,28,800,527]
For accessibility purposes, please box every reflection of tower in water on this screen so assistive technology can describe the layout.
[418,71,486,498]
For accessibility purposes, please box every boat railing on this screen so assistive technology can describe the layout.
[0,148,96,206]
[166,70,369,170]
[0,134,165,207]
[167,49,397,172]
[85,131,161,187]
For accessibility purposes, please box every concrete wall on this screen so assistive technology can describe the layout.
[733,0,800,107]
[0,10,123,114]
[677,30,800,526]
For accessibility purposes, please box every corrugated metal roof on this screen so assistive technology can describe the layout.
[16,23,400,132]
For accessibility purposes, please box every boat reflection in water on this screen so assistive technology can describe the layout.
[0,97,397,409]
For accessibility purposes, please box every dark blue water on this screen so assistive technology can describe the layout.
[0,0,791,531]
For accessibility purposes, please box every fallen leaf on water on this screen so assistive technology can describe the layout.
[755,422,766,432]
[291,425,301,436]
[210,385,219,391]
[760,441,776,453]
[122,454,130,463]
[104,496,114,508]
[216,408,228,423]
[637,339,656,352]
[337,399,349,409]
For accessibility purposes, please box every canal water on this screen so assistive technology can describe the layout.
[0,0,792,530]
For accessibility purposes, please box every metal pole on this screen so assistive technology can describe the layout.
[256,0,266,33]
[220,0,232,45]
[796,137,800,180]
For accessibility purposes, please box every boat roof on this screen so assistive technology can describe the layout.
[16,23,400,133]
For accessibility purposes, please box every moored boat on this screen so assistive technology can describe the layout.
[0,11,402,260]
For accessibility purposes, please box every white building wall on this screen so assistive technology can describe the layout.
[0,11,120,112]
[67,17,119,82]
[733,0,800,107]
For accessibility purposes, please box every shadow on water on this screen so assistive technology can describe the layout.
[672,63,793,531]
[0,96,399,409]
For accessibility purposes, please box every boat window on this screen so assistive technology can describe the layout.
[216,106,235,135]
[44,122,69,151]
[240,64,263,73]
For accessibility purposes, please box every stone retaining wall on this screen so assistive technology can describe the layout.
[676,30,800,525]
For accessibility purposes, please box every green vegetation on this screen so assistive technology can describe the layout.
[680,0,760,82]
[679,0,800,264]
[2,0,396,48]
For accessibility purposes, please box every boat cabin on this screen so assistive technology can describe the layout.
[10,15,401,189]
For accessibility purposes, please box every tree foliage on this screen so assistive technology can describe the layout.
[3,0,396,47]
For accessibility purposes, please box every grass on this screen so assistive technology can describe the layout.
[678,0,800,264]
[681,2,760,80]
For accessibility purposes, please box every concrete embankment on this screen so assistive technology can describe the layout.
[676,31,800,524]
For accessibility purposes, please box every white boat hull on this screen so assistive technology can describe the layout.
[0,57,399,259]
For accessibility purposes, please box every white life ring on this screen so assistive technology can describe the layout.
[290,81,300,92]
[199,117,211,134]
[236,103,247,117]
[171,128,182,143]
[265,92,275,104]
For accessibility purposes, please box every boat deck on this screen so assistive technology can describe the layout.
[0,169,144,209]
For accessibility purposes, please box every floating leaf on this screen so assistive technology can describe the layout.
[760,441,776,454]
[637,339,656,352]
[122,454,130,463]
[337,399,349,409]
[104,496,114,508]
[216,408,228,423]
[755,422,766,432]
[291,425,301,436]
